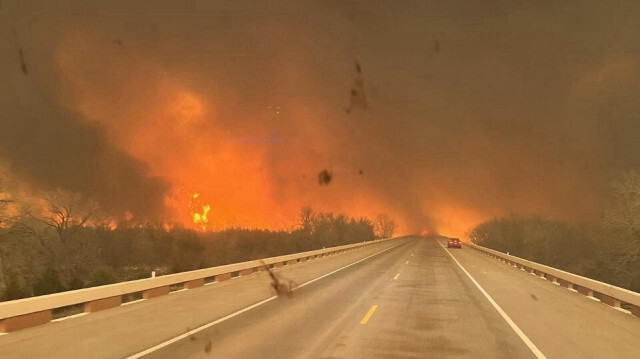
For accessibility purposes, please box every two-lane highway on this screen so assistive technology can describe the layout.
[3,236,640,358]
[139,238,536,359]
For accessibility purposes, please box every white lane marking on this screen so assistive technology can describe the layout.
[51,312,89,322]
[122,299,146,306]
[126,297,277,359]
[126,240,407,359]
[293,241,405,291]
[438,241,547,359]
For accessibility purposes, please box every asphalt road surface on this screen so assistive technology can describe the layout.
[1,237,639,358]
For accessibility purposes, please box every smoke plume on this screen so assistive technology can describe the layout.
[1,1,640,234]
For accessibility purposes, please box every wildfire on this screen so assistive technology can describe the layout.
[190,193,211,231]
[431,203,487,239]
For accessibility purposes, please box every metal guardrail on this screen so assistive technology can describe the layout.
[0,237,398,332]
[465,242,640,317]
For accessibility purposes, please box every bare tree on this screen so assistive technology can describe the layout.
[19,189,102,286]
[30,189,95,243]
[374,214,398,239]
[298,207,314,232]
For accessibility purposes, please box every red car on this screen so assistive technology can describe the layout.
[447,238,462,248]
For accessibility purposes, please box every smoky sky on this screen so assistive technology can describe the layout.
[1,1,640,233]
[0,2,169,219]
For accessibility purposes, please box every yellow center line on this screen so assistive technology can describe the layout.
[405,260,409,265]
[393,273,400,280]
[360,305,378,325]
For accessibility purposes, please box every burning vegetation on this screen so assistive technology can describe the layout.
[0,201,390,301]
[4,1,640,239]
[190,193,211,231]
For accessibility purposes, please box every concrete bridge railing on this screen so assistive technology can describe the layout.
[465,242,640,318]
[0,237,397,333]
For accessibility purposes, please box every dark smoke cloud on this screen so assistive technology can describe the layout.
[0,3,168,219]
[2,1,640,233]
[0,107,168,218]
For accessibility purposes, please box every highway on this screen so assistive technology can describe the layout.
[1,237,640,358]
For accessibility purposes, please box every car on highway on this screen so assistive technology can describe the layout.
[447,238,462,249]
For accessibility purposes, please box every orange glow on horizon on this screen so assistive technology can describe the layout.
[431,203,489,239]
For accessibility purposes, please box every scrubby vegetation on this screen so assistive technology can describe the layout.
[0,202,389,301]
[469,171,640,292]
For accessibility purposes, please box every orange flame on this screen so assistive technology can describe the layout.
[190,193,211,231]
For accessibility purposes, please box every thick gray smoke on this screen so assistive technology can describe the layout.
[0,3,168,219]
[1,1,640,233]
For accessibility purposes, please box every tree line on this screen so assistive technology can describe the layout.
[469,170,640,292]
[0,191,397,301]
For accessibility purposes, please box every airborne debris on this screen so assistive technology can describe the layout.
[116,39,123,47]
[18,48,28,74]
[261,261,295,298]
[204,339,212,354]
[344,60,367,113]
[318,169,332,185]
[358,169,364,175]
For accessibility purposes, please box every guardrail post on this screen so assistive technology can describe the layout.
[599,294,622,309]
[0,310,52,333]
[143,286,170,299]
[566,282,575,291]
[577,286,595,298]
[185,278,205,289]
[84,296,122,313]
[534,270,546,279]
[239,268,254,276]
[215,273,232,282]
